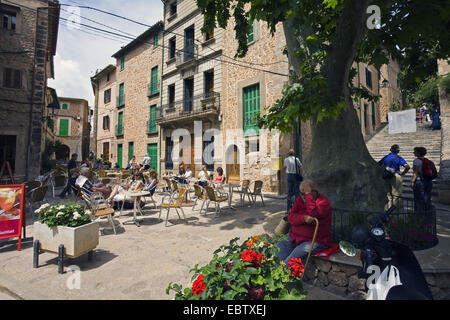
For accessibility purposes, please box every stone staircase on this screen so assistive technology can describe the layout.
[366,122,442,200]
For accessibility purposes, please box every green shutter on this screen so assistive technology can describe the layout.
[120,56,125,70]
[117,144,123,168]
[149,105,157,133]
[119,83,124,106]
[59,119,69,136]
[243,84,260,136]
[366,68,372,89]
[153,34,158,48]
[62,103,68,110]
[118,112,123,135]
[128,142,134,161]
[147,143,158,172]
[151,66,158,95]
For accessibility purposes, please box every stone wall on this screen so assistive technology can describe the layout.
[303,256,450,300]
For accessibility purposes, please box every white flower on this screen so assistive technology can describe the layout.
[34,208,41,214]
[57,205,65,210]
[85,210,91,215]
[73,213,81,220]
[72,211,79,216]
[56,212,64,217]
[41,203,50,209]
[259,242,265,248]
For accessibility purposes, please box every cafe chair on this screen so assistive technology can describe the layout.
[159,188,188,227]
[203,185,228,217]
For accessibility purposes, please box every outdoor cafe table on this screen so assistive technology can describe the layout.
[121,190,150,227]
[106,172,121,178]
[220,183,240,210]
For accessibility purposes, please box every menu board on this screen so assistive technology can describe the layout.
[0,185,25,246]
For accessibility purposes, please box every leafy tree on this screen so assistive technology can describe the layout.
[197,0,450,209]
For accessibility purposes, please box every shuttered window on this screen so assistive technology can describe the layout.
[128,142,134,161]
[147,143,158,172]
[117,112,123,136]
[118,83,124,107]
[59,119,69,136]
[3,68,21,88]
[117,144,123,168]
[61,103,68,110]
[247,20,255,44]
[149,105,157,133]
[150,66,158,95]
[153,33,158,48]
[365,67,373,89]
[243,83,260,136]
[120,56,125,71]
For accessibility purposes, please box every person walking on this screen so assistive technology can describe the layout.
[283,149,302,211]
[378,144,410,210]
[59,153,78,198]
[431,106,441,130]
[412,147,433,212]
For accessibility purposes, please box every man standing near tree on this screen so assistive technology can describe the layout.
[59,153,78,198]
[378,145,410,209]
[283,149,302,211]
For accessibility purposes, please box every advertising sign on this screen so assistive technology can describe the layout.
[0,185,25,250]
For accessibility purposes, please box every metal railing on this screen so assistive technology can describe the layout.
[157,91,220,122]
[332,196,438,251]
[115,124,124,136]
[147,81,159,97]
[176,41,198,67]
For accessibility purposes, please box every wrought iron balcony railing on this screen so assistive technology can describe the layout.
[176,41,199,67]
[115,124,124,136]
[157,91,220,123]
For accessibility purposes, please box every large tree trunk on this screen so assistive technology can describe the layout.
[284,0,387,209]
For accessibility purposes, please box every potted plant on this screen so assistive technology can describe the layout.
[167,234,307,300]
[33,202,99,258]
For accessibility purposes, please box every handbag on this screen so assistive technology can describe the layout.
[382,156,399,180]
[274,215,290,236]
[295,157,303,182]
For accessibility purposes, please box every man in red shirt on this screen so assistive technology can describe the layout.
[277,180,332,265]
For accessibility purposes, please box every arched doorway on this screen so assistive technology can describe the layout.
[225,144,240,184]
[55,144,70,162]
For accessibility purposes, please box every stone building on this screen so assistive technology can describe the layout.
[159,0,291,192]
[92,21,163,171]
[0,0,60,182]
[52,97,90,162]
[379,56,403,122]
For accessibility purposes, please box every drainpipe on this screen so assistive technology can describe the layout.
[159,20,165,175]
[92,80,99,159]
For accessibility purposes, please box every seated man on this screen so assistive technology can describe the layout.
[277,180,332,266]
[76,167,112,199]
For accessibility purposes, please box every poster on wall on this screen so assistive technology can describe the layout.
[0,185,25,250]
[388,109,417,134]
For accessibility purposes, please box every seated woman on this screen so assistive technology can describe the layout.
[143,170,158,195]
[211,167,225,187]
[107,169,144,205]
[176,164,188,184]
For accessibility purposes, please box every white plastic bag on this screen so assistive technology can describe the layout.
[366,265,402,300]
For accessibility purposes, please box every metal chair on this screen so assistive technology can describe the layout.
[27,186,49,219]
[52,174,67,198]
[203,185,228,217]
[248,180,265,207]
[233,179,253,206]
[192,184,208,214]
[159,188,188,226]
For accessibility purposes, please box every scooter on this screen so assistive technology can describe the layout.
[339,206,433,300]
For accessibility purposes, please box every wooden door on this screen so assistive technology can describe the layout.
[226,145,240,184]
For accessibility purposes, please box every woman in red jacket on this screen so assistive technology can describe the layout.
[277,180,332,265]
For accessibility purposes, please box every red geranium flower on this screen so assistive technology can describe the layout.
[192,274,206,295]
[288,257,304,277]
[241,250,265,267]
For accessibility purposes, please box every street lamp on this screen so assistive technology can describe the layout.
[381,78,389,88]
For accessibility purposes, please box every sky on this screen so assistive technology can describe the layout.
[47,0,164,107]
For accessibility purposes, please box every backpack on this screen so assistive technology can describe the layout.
[381,155,399,180]
[422,158,438,180]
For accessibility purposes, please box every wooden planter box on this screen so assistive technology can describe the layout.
[33,221,99,258]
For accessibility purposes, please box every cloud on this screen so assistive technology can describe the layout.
[49,0,164,106]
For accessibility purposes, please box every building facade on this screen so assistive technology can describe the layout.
[92,22,163,171]
[0,0,59,182]
[379,56,403,122]
[52,97,90,162]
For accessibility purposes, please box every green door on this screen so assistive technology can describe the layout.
[243,83,260,136]
[59,119,69,136]
[119,83,125,106]
[151,66,158,95]
[118,112,123,135]
[117,144,123,168]
[147,143,158,172]
[128,142,134,161]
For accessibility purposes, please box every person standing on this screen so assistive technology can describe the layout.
[431,106,441,130]
[378,144,410,209]
[283,149,302,211]
[412,147,433,212]
[142,154,151,170]
[59,153,78,198]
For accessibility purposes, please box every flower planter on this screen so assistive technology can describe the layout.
[33,221,99,258]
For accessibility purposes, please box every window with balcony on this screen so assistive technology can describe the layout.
[205,29,214,41]
[150,66,158,95]
[243,83,260,136]
[104,88,111,104]
[184,26,195,62]
[203,135,214,171]
[184,78,194,112]
[3,68,22,89]
[169,37,176,60]
[1,10,16,30]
